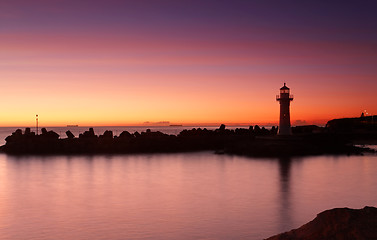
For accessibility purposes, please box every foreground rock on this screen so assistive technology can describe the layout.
[266,206,377,240]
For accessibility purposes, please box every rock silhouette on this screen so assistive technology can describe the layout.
[265,206,377,240]
[66,130,75,139]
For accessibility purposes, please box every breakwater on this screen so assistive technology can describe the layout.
[0,124,371,156]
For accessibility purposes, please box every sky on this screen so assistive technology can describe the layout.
[1,0,377,127]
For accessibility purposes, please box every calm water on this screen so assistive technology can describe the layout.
[0,152,376,240]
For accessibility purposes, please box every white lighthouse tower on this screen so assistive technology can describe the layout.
[276,83,293,135]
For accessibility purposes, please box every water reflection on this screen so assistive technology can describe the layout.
[0,153,377,240]
[277,157,293,232]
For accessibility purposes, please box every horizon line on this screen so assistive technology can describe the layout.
[0,122,330,128]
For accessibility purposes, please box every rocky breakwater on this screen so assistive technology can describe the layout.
[0,125,277,154]
[265,206,377,240]
[0,125,367,156]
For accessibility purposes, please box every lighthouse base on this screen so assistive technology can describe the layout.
[279,125,292,135]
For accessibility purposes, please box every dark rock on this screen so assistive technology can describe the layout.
[265,206,377,240]
[119,131,132,138]
[134,131,140,137]
[41,128,48,135]
[80,128,97,139]
[100,130,113,139]
[254,125,261,132]
[48,131,59,139]
[66,130,75,139]
[271,126,278,135]
[25,128,31,135]
[5,129,23,143]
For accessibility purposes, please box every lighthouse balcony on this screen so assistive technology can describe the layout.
[276,94,294,101]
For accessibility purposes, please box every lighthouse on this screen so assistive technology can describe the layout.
[276,83,293,135]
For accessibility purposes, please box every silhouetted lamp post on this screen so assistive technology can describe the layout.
[36,114,39,135]
[276,83,293,135]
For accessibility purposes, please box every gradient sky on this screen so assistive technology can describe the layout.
[1,0,377,126]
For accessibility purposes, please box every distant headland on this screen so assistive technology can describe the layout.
[1,115,376,156]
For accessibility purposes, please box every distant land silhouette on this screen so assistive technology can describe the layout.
[0,115,376,156]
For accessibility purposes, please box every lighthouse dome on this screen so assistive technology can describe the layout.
[280,83,289,90]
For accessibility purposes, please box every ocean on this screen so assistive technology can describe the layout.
[0,126,376,239]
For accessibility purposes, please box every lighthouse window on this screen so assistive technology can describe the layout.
[281,89,289,93]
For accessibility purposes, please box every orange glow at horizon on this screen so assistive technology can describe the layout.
[1,64,376,127]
